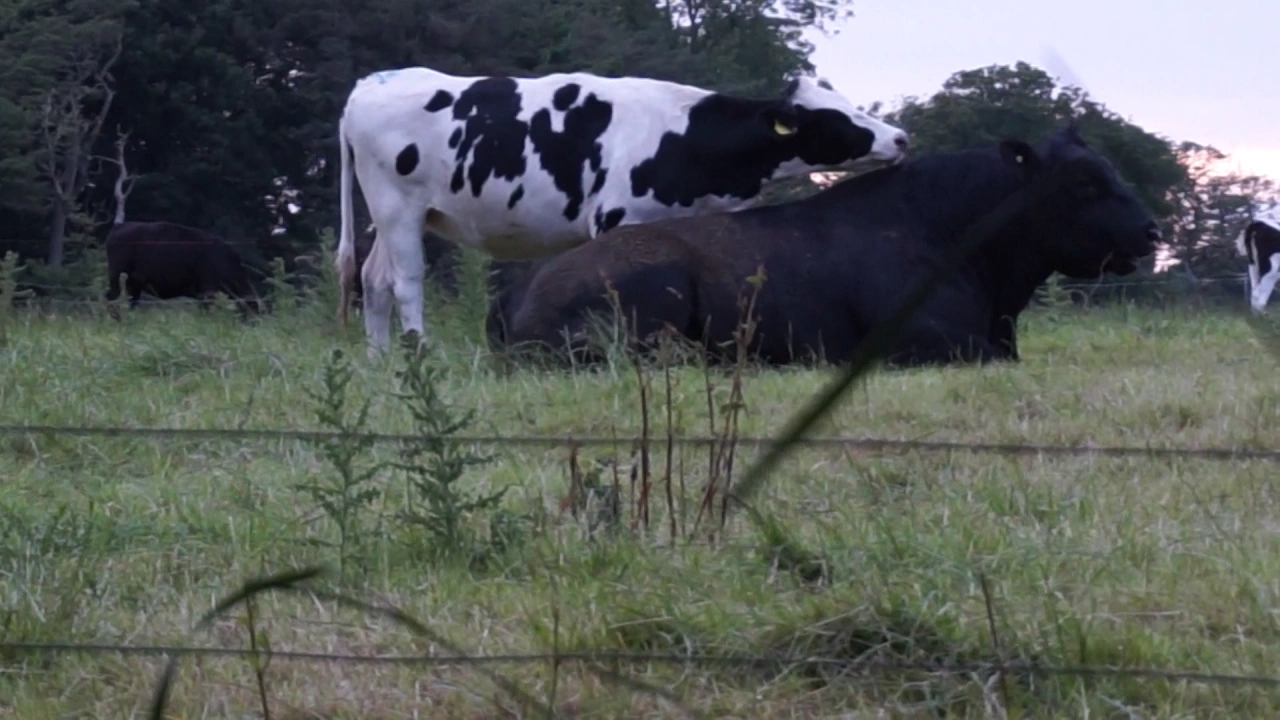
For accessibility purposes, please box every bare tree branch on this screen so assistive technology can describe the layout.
[37,26,127,265]
[106,125,138,225]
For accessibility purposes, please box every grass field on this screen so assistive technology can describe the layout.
[1,283,1279,718]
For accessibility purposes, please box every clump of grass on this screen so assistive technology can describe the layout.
[121,336,234,379]
[0,251,33,347]
[295,329,531,580]
[263,256,301,313]
[563,447,623,540]
[0,499,123,665]
[297,347,383,582]
[390,334,523,568]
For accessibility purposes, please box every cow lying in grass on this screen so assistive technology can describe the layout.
[485,124,1162,369]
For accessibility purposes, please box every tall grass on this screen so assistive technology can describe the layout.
[0,262,1277,717]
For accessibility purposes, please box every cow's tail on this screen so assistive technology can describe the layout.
[336,109,358,327]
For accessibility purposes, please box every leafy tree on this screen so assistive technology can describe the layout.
[883,62,1187,220]
[0,0,852,285]
[879,62,1209,277]
[1166,141,1277,277]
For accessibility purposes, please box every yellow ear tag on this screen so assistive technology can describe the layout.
[774,120,795,136]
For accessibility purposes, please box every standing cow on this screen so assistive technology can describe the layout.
[1235,206,1280,314]
[105,220,260,318]
[486,124,1162,369]
[335,66,911,356]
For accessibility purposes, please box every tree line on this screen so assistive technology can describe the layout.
[0,0,1274,298]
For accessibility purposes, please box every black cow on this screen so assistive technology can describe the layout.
[486,124,1161,369]
[105,221,260,318]
[1235,209,1280,314]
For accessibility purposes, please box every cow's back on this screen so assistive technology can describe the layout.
[341,68,717,251]
[491,180,916,363]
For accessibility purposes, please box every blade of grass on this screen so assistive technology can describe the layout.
[148,565,553,720]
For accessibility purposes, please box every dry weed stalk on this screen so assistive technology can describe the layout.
[691,266,766,543]
[597,277,655,535]
[563,442,584,521]
[630,334,652,533]
[587,267,765,544]
[661,329,678,544]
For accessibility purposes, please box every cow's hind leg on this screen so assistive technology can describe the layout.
[1251,253,1280,314]
[363,193,428,355]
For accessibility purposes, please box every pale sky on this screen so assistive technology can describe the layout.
[805,0,1280,181]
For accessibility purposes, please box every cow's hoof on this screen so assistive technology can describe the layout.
[397,329,428,351]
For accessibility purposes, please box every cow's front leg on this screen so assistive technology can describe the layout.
[385,227,427,348]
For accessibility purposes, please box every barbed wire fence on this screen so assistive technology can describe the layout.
[2,642,1278,689]
[4,420,1280,717]
[3,422,1280,461]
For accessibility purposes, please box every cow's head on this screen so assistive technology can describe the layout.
[762,76,909,170]
[1001,123,1161,279]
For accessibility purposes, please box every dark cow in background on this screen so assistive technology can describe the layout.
[1235,206,1280,314]
[487,124,1161,369]
[335,66,911,356]
[105,220,260,319]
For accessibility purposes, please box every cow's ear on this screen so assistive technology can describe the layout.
[761,103,800,138]
[999,140,1041,172]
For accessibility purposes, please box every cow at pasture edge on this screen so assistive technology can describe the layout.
[105,220,261,319]
[1235,207,1280,314]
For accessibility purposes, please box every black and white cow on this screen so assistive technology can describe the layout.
[335,66,910,355]
[486,124,1162,369]
[1235,206,1280,314]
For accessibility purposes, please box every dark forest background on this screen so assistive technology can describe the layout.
[1,0,1274,301]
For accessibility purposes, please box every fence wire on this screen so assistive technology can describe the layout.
[2,641,1277,689]
[8,274,1253,295]
[2,423,1278,462]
